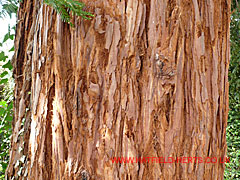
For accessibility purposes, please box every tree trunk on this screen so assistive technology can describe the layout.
[7,0,231,179]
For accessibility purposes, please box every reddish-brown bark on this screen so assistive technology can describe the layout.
[7,0,231,179]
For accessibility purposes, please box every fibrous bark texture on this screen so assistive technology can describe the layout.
[7,0,231,179]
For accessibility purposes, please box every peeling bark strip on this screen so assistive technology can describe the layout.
[7,0,231,179]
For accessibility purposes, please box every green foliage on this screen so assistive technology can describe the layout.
[225,1,240,180]
[43,0,94,26]
[0,95,13,180]
[0,0,17,179]
[0,40,14,180]
[0,0,18,18]
[0,25,14,85]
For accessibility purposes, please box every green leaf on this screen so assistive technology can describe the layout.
[9,46,14,52]
[2,33,10,43]
[7,102,13,111]
[4,114,12,122]
[2,60,13,70]
[0,51,8,62]
[43,0,94,27]
[9,34,14,40]
[0,101,7,108]
[0,71,8,78]
[0,109,4,117]
[0,79,8,84]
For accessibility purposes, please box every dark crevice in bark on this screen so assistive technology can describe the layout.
[125,0,127,13]
[166,0,176,28]
[216,96,221,147]
[118,110,125,164]
[44,82,55,179]
[207,139,211,156]
[137,158,141,179]
[143,0,150,48]
[14,3,25,79]
[175,31,181,65]
[165,93,171,124]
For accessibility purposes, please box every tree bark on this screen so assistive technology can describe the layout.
[7,0,231,179]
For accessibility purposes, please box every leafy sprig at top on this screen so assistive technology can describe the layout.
[43,0,94,26]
